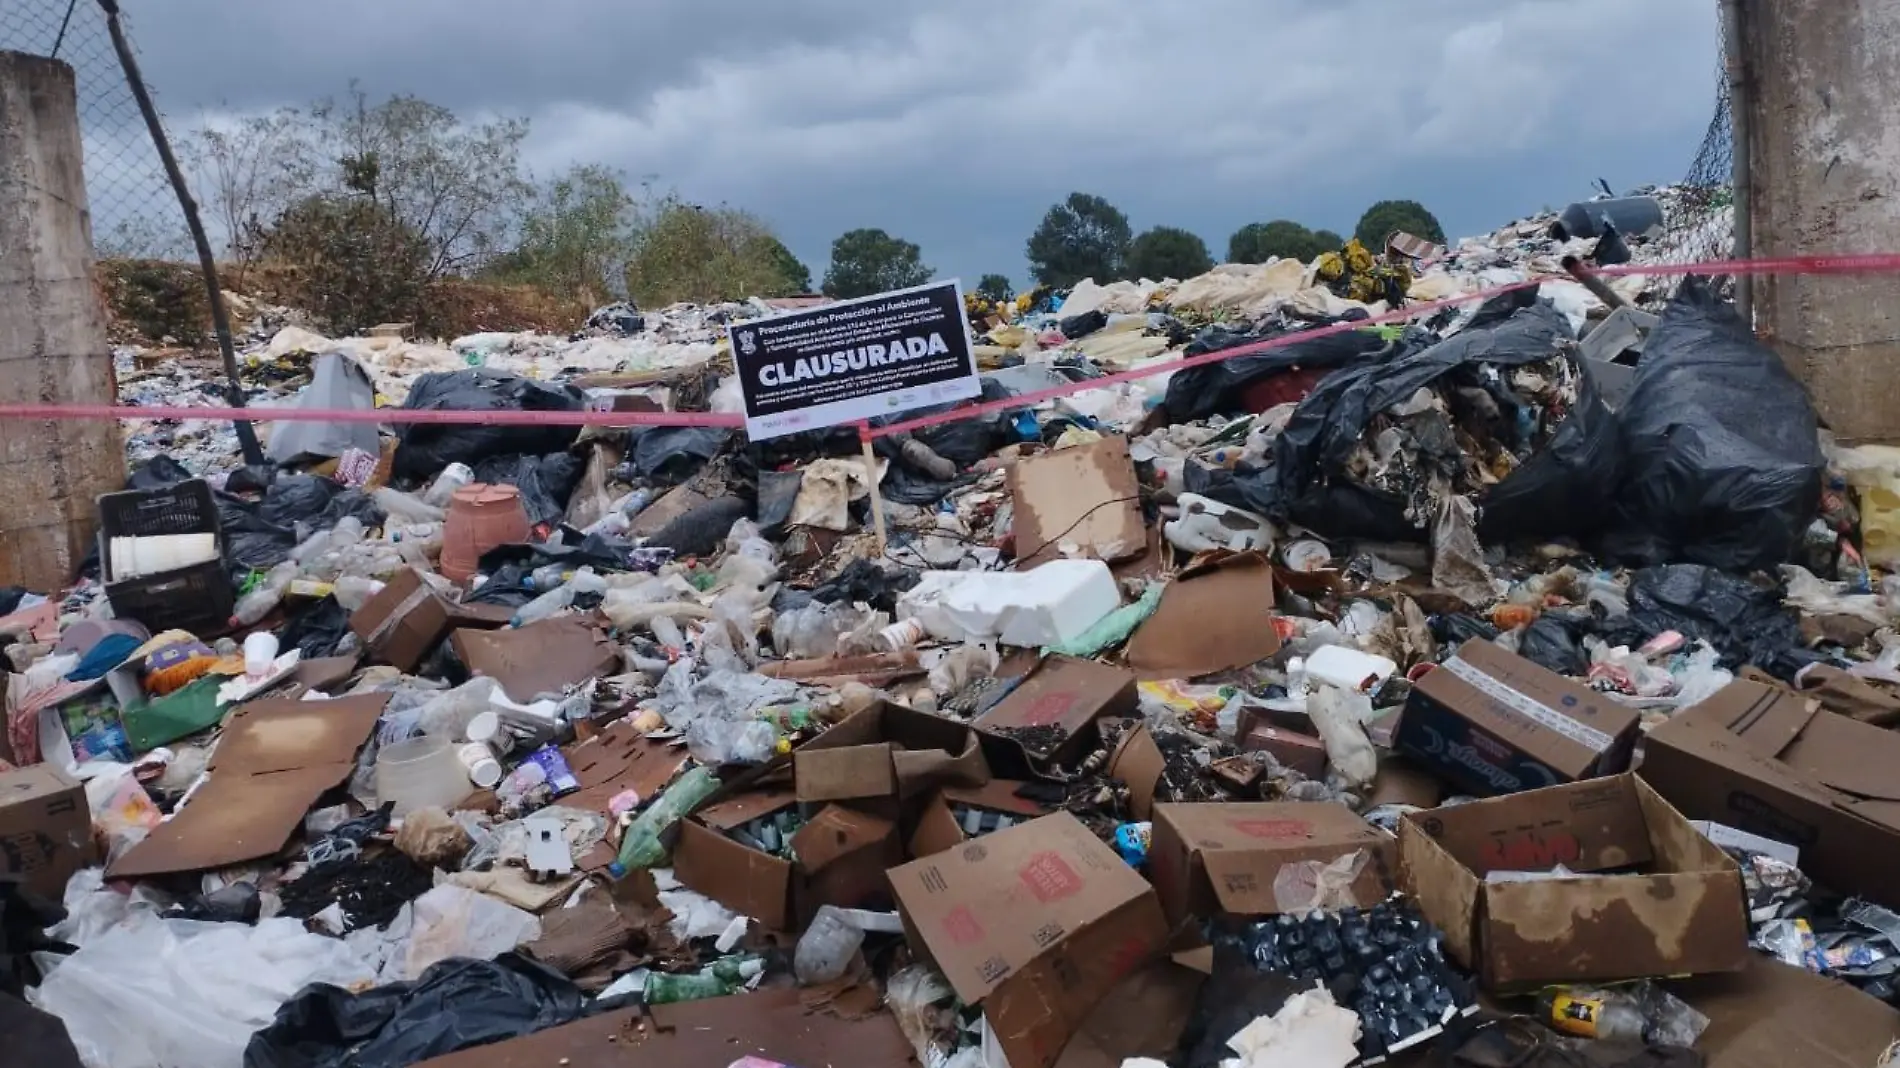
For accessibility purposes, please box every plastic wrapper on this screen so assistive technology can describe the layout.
[1604,279,1825,571]
[1271,850,1370,913]
[771,601,888,660]
[387,885,541,983]
[28,912,374,1068]
[1601,564,1817,681]
[244,953,588,1068]
[1306,684,1377,789]
[886,964,961,1068]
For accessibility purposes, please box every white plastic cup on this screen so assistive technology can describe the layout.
[878,618,927,652]
[243,632,280,677]
[458,741,502,789]
[465,710,501,745]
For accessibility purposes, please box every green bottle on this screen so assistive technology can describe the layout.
[643,957,765,1004]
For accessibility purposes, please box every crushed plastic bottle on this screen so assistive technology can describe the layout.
[510,567,607,626]
[422,462,475,508]
[644,955,764,1004]
[231,561,298,626]
[608,765,720,877]
[793,906,866,985]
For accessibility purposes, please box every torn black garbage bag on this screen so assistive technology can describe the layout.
[1601,279,1825,573]
[1600,564,1818,681]
[472,453,584,529]
[392,370,585,482]
[1161,322,1391,422]
[1272,298,1622,545]
[243,954,590,1068]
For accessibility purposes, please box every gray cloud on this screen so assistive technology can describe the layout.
[118,0,1720,286]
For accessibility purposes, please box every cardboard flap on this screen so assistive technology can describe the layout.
[1397,820,1479,969]
[1126,551,1280,680]
[1680,679,1821,760]
[207,694,390,775]
[792,805,897,874]
[1482,869,1749,987]
[1678,956,1900,1068]
[1198,850,1294,915]
[1411,775,1654,875]
[795,743,896,803]
[1107,723,1165,821]
[671,820,792,932]
[1008,436,1146,567]
[451,617,618,703]
[795,701,990,800]
[1778,710,1900,802]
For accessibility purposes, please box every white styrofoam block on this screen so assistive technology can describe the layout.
[898,559,1122,648]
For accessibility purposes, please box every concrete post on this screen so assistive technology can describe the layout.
[0,52,125,591]
[1744,0,1900,442]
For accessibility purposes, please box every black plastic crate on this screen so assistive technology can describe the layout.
[96,480,235,633]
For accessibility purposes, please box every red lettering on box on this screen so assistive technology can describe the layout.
[1022,692,1078,727]
[1480,829,1582,872]
[1019,851,1084,903]
[1230,819,1313,840]
[942,904,985,945]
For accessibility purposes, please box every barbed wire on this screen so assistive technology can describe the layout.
[1,0,191,259]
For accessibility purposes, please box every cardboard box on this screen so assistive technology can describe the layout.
[1126,551,1281,680]
[350,568,511,673]
[975,656,1137,774]
[1395,640,1640,797]
[1009,436,1146,568]
[1676,954,1900,1068]
[888,812,1169,1068]
[1149,802,1394,926]
[792,700,989,813]
[1397,773,1750,990]
[671,790,901,932]
[1235,707,1328,779]
[0,765,96,898]
[1641,678,1900,909]
[910,780,1055,859]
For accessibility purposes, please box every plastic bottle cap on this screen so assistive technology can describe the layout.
[606,861,628,879]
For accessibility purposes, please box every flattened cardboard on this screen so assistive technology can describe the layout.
[409,986,915,1068]
[1676,954,1900,1068]
[1149,802,1394,926]
[1009,436,1146,567]
[793,700,988,808]
[451,617,620,703]
[1396,640,1640,797]
[0,765,95,898]
[1398,773,1750,990]
[1642,678,1900,908]
[888,812,1169,1068]
[1126,551,1281,680]
[350,568,511,673]
[109,693,389,878]
[976,655,1136,772]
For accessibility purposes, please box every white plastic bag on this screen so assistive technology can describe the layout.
[390,885,540,982]
[30,912,373,1068]
[1306,684,1378,789]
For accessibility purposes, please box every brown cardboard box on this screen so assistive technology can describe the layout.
[1149,802,1394,926]
[1676,954,1900,1068]
[1395,640,1640,797]
[350,567,511,673]
[1235,711,1328,780]
[1008,436,1146,568]
[1126,551,1281,680]
[0,765,95,898]
[671,791,901,932]
[975,655,1137,773]
[1398,773,1750,990]
[793,700,989,812]
[888,812,1169,1068]
[910,780,1055,859]
[1641,678,1900,908]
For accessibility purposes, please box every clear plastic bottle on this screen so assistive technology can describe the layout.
[422,463,475,508]
[372,487,445,525]
[510,567,603,627]
[1538,988,1653,1043]
[333,575,386,612]
[232,561,298,626]
[607,765,720,877]
[793,906,866,985]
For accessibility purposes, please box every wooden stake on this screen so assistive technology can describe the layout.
[859,423,889,553]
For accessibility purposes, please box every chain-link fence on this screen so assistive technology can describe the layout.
[1649,56,1738,289]
[1,0,190,258]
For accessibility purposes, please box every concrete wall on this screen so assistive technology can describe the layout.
[0,52,125,591]
[1745,0,1900,443]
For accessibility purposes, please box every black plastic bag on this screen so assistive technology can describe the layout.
[277,597,354,659]
[811,558,921,613]
[1600,564,1817,681]
[473,453,584,529]
[755,468,804,531]
[1518,612,1588,676]
[258,476,385,532]
[584,301,645,336]
[1601,280,1825,572]
[878,378,1019,467]
[1058,309,1108,340]
[244,954,590,1068]
[1162,324,1393,422]
[1273,299,1621,544]
[163,883,261,924]
[628,427,729,485]
[392,370,585,482]
[125,454,195,490]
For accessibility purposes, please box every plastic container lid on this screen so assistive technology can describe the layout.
[465,710,501,745]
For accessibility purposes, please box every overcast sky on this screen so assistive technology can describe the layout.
[109,0,1719,286]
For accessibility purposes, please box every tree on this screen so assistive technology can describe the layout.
[1353,200,1446,249]
[1026,192,1131,289]
[484,164,637,302]
[976,274,1013,303]
[623,194,799,305]
[1125,226,1213,281]
[761,238,812,294]
[1228,220,1341,265]
[259,192,430,332]
[325,86,533,278]
[821,228,931,299]
[181,106,323,267]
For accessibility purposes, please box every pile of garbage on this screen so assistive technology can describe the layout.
[7,189,1900,1068]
